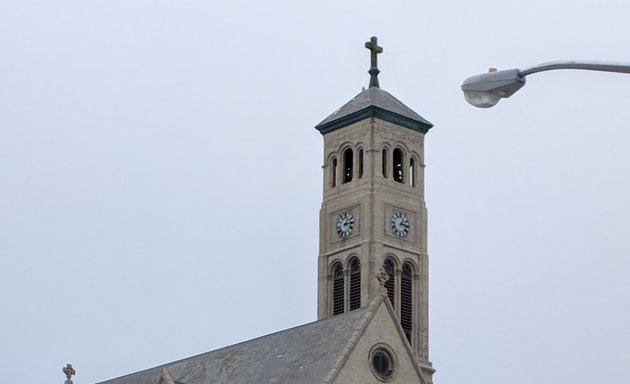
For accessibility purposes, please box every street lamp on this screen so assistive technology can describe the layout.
[461,60,630,108]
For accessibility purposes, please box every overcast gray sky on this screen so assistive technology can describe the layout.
[1,1,629,384]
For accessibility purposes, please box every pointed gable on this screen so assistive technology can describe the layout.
[328,295,428,384]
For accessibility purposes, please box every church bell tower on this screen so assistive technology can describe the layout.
[315,37,435,382]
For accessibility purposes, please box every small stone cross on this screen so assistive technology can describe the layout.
[364,36,383,88]
[376,267,389,286]
[63,364,76,384]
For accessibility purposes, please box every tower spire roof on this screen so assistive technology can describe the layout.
[315,37,433,135]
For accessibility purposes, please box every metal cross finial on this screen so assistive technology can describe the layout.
[365,36,383,88]
[63,364,76,384]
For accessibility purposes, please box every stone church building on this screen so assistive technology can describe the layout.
[95,37,435,384]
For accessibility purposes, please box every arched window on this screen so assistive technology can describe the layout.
[331,158,338,188]
[383,258,396,308]
[358,148,364,179]
[401,263,414,342]
[382,149,388,178]
[349,258,361,310]
[342,148,353,183]
[409,158,415,187]
[332,262,344,315]
[393,148,404,183]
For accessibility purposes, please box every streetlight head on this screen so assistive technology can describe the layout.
[461,68,525,108]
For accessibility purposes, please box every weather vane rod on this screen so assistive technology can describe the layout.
[365,36,383,88]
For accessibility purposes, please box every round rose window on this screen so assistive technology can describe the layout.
[371,348,394,380]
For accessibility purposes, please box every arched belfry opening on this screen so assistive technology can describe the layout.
[349,258,361,310]
[393,148,404,183]
[358,148,364,179]
[331,262,344,315]
[383,257,396,308]
[342,148,353,183]
[330,258,361,316]
[382,148,388,178]
[401,263,414,342]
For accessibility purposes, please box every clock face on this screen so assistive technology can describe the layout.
[336,212,354,238]
[390,212,409,237]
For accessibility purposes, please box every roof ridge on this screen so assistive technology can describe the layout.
[322,296,385,384]
[96,308,371,384]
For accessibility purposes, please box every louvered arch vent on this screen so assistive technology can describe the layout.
[383,258,396,308]
[349,258,361,310]
[401,263,414,343]
[332,262,344,315]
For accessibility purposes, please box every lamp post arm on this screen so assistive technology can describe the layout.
[519,60,630,77]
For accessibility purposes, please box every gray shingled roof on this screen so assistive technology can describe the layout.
[96,306,373,384]
[315,87,433,135]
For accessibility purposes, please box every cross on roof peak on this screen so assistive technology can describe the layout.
[63,364,76,384]
[365,36,383,88]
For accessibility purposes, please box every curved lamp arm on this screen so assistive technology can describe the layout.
[461,60,630,108]
[520,60,630,76]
